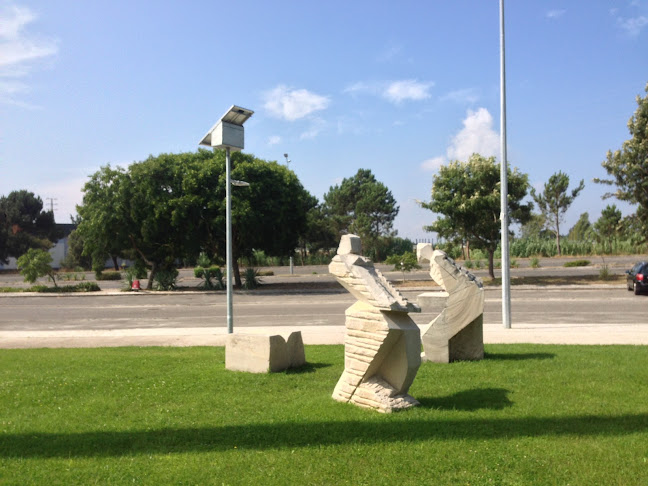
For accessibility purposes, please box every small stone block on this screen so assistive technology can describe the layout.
[226,331,305,373]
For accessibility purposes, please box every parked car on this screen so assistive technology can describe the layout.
[626,261,648,295]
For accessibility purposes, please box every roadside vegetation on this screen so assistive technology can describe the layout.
[1,344,647,485]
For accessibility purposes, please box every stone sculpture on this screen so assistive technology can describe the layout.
[330,234,421,413]
[416,243,485,363]
[226,331,306,373]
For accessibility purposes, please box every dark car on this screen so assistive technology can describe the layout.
[626,261,648,295]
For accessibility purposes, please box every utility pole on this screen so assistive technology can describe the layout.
[284,153,294,274]
[45,198,58,219]
[500,0,512,329]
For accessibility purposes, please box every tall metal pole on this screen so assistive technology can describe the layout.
[500,0,512,329]
[225,147,234,334]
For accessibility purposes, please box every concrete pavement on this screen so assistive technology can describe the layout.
[3,321,648,349]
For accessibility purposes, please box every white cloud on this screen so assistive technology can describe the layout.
[546,9,566,19]
[300,117,326,140]
[616,15,648,36]
[439,88,479,104]
[263,85,330,121]
[383,79,433,103]
[343,81,380,97]
[0,4,58,105]
[420,108,500,172]
[420,157,445,172]
[267,135,282,146]
[376,43,403,63]
[447,108,499,161]
[344,79,434,104]
[611,3,648,36]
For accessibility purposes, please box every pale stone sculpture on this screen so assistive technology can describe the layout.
[330,234,421,413]
[226,331,306,373]
[416,243,485,363]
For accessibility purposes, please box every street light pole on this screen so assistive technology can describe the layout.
[199,105,254,335]
[500,0,512,329]
[225,146,234,334]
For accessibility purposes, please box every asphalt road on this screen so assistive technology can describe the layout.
[1,287,645,332]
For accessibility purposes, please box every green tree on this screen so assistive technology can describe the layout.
[0,190,62,263]
[16,248,57,287]
[593,205,622,253]
[58,228,93,270]
[567,212,592,241]
[78,150,313,289]
[323,169,398,261]
[297,201,338,263]
[519,213,551,240]
[76,166,131,273]
[421,154,532,278]
[200,150,314,287]
[595,83,648,237]
[530,171,585,256]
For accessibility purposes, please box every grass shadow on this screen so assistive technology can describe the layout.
[418,387,513,411]
[285,362,332,374]
[484,352,556,361]
[3,413,648,458]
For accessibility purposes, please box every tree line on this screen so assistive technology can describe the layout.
[3,83,646,284]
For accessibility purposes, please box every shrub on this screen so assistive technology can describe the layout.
[28,282,101,293]
[17,249,57,287]
[96,271,122,281]
[599,265,613,280]
[385,251,420,273]
[464,260,474,269]
[564,260,590,267]
[153,268,178,291]
[510,259,519,268]
[530,257,540,268]
[195,265,224,290]
[122,267,140,290]
[242,268,261,290]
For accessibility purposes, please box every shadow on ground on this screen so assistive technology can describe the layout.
[484,352,556,361]
[418,387,513,411]
[3,413,647,458]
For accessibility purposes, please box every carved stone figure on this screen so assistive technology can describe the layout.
[416,243,485,363]
[330,234,421,413]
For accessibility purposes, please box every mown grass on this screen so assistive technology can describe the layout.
[1,345,647,485]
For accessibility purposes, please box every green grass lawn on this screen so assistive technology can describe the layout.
[1,344,647,485]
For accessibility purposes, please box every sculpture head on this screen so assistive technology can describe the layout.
[337,234,362,255]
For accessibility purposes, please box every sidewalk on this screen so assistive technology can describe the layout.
[3,321,648,349]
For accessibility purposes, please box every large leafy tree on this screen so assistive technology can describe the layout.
[530,171,584,256]
[78,150,313,288]
[595,83,648,236]
[197,150,315,286]
[421,154,532,278]
[76,166,131,272]
[297,201,338,262]
[323,168,398,260]
[0,190,62,264]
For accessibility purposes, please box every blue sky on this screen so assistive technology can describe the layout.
[1,1,647,241]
